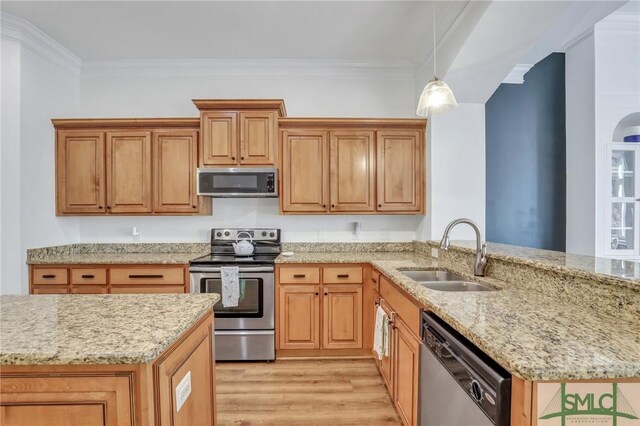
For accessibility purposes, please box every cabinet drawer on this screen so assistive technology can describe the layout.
[70,268,107,285]
[371,269,381,292]
[32,268,68,285]
[380,276,421,338]
[279,266,320,284]
[71,285,108,294]
[110,285,185,294]
[110,267,185,285]
[33,286,68,294]
[323,266,362,284]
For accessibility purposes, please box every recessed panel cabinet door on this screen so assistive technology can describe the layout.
[330,131,375,212]
[379,300,394,395]
[322,284,363,349]
[153,130,199,213]
[393,317,420,426]
[106,131,152,213]
[240,111,277,165]
[281,130,329,213]
[200,111,237,165]
[376,131,423,213]
[56,130,106,214]
[278,285,320,349]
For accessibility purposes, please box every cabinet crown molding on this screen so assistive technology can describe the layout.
[278,117,427,130]
[192,99,287,117]
[51,118,200,129]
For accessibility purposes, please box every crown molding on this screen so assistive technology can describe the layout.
[279,117,427,130]
[0,12,81,76]
[51,118,200,129]
[81,58,415,80]
[193,99,287,117]
[502,64,534,84]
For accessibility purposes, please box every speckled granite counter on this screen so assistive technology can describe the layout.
[0,294,219,365]
[276,250,640,381]
[27,243,209,265]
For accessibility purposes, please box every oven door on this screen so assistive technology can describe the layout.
[189,266,274,330]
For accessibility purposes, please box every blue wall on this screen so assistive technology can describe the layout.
[486,53,566,251]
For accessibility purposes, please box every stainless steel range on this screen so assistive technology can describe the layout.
[190,228,280,361]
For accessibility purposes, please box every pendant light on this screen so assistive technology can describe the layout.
[416,2,458,117]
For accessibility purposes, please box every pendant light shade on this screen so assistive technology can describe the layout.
[416,2,458,117]
[416,77,458,117]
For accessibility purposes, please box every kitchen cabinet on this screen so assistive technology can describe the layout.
[276,264,364,355]
[29,265,190,294]
[279,119,426,215]
[193,99,286,167]
[56,130,106,214]
[53,119,210,216]
[106,131,152,214]
[377,130,423,212]
[280,130,329,213]
[153,130,200,213]
[393,316,420,426]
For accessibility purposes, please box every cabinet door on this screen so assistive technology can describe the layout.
[200,112,238,165]
[106,131,152,213]
[379,300,394,395]
[153,130,199,213]
[56,130,106,214]
[393,317,420,426]
[281,130,329,213]
[278,285,320,349]
[70,286,108,294]
[239,111,277,165]
[322,284,363,349]
[330,131,376,212]
[376,131,423,212]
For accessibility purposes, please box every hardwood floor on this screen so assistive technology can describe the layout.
[216,358,402,425]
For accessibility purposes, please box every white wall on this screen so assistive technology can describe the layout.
[424,103,486,241]
[76,66,425,243]
[565,34,596,256]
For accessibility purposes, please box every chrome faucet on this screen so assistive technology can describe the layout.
[440,218,488,276]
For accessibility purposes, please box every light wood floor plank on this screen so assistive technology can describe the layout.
[216,358,402,425]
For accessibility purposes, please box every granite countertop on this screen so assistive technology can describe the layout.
[277,251,640,381]
[27,243,209,265]
[0,294,219,365]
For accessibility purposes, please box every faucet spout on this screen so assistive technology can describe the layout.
[439,218,488,277]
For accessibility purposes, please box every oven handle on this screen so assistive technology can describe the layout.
[189,266,274,273]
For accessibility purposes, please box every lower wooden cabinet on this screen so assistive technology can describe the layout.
[29,265,189,294]
[0,311,215,426]
[276,265,364,353]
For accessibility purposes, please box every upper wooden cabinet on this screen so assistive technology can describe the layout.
[279,118,426,215]
[53,119,210,216]
[193,99,286,167]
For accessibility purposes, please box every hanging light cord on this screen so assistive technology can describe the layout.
[432,1,437,79]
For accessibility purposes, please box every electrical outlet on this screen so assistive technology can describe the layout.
[431,248,439,258]
[175,371,191,412]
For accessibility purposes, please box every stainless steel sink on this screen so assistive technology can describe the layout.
[401,270,467,282]
[419,281,495,292]
[399,269,497,292]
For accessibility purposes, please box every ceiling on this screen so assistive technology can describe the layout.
[1,1,469,64]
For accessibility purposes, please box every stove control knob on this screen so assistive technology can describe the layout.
[269,232,275,238]
[216,232,222,237]
[262,231,267,237]
[224,231,230,237]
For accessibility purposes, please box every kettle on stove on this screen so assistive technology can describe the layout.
[232,232,254,256]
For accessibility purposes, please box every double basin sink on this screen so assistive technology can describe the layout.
[399,270,497,292]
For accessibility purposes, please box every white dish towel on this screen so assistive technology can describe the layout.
[373,305,389,360]
[221,266,240,308]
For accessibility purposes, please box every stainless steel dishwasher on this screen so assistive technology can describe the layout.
[420,312,511,426]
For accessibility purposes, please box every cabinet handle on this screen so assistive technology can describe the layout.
[42,274,56,279]
[81,274,95,279]
[128,274,164,279]
[293,274,306,278]
[337,274,349,278]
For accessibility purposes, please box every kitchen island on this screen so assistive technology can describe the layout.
[0,293,219,426]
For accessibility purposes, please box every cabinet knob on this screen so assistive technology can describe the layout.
[107,206,111,210]
[322,204,326,208]
[192,205,197,208]
[232,156,236,160]
[324,292,328,296]
[241,156,245,160]
[98,206,103,209]
[315,292,319,296]
[331,204,335,208]
[378,204,382,208]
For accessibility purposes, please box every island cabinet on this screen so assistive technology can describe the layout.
[369,268,422,426]
[53,119,210,216]
[0,308,216,426]
[29,264,190,294]
[278,118,426,215]
[276,264,366,356]
[193,99,286,167]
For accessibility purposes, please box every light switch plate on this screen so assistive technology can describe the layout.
[175,371,192,412]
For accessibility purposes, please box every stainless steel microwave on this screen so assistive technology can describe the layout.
[197,167,278,197]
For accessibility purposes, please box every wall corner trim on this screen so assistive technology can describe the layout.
[0,12,82,76]
[502,64,534,84]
